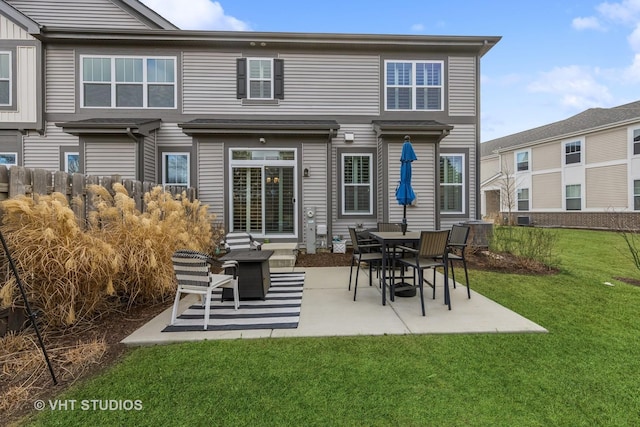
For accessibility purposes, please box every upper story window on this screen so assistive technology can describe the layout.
[440,154,465,214]
[342,153,373,215]
[385,60,443,111]
[0,52,11,106]
[516,151,529,172]
[633,129,640,155]
[0,153,17,167]
[236,58,284,100]
[564,140,581,165]
[81,56,176,108]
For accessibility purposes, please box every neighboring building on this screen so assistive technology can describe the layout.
[480,100,640,229]
[0,0,500,249]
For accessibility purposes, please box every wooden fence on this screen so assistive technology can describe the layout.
[0,165,196,226]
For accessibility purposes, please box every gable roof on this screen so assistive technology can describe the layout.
[481,100,640,157]
[4,0,177,30]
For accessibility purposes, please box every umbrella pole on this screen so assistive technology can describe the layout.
[402,205,407,235]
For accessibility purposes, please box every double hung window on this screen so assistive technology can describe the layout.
[0,52,11,106]
[342,153,373,215]
[566,184,581,210]
[516,151,529,171]
[385,60,443,111]
[517,188,529,211]
[236,58,284,100]
[82,56,176,108]
[633,129,640,155]
[440,154,464,213]
[565,141,581,164]
[162,153,190,190]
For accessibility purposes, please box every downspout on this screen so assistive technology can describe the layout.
[126,127,142,181]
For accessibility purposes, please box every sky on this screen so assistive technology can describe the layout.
[140,0,640,142]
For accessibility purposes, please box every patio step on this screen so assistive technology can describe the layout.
[262,243,298,268]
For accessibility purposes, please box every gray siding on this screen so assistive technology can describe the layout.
[388,141,436,231]
[23,123,78,169]
[156,123,192,146]
[448,56,476,116]
[0,15,34,40]
[197,141,225,224]
[182,52,380,115]
[442,124,476,222]
[7,0,152,29]
[85,141,136,179]
[302,142,328,242]
[143,134,156,183]
[0,46,37,123]
[331,124,378,240]
[46,49,75,113]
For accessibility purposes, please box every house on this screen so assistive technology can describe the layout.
[0,0,500,249]
[480,100,640,229]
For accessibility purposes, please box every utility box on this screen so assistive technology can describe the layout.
[305,206,317,254]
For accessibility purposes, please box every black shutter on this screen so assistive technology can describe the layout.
[274,59,284,99]
[237,58,247,99]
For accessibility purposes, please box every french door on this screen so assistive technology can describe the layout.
[230,149,297,237]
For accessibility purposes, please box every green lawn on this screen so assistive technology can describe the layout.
[24,229,640,426]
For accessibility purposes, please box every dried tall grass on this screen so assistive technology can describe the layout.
[0,185,217,327]
[86,184,214,306]
[0,193,119,326]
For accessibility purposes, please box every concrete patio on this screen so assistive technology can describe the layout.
[122,265,547,346]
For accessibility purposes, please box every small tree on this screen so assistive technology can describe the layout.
[497,158,519,225]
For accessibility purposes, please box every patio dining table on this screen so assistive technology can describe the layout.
[368,231,421,306]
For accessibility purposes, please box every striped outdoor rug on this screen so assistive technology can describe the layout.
[162,272,304,332]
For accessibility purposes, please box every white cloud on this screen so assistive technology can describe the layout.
[527,65,614,109]
[410,23,425,32]
[140,0,250,30]
[597,0,640,24]
[572,16,605,30]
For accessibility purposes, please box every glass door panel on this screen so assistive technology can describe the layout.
[232,167,262,234]
[265,166,294,234]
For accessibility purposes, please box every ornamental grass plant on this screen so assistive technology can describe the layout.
[0,185,219,328]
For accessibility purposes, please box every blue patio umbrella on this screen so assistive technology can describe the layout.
[395,135,417,235]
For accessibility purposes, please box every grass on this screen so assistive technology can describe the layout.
[23,228,640,426]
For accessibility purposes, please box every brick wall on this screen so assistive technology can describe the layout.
[506,212,640,231]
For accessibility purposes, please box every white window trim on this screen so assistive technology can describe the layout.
[341,152,373,216]
[0,152,17,167]
[517,187,530,211]
[384,59,444,112]
[80,55,177,109]
[162,152,190,188]
[247,57,274,100]
[0,51,12,107]
[565,184,582,210]
[563,139,583,166]
[64,152,79,174]
[630,126,640,157]
[228,148,298,237]
[440,153,466,214]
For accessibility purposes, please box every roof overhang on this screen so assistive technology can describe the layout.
[34,28,500,56]
[372,120,454,143]
[56,118,161,137]
[179,119,340,137]
[0,2,42,34]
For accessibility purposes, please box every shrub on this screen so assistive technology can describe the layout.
[489,225,560,268]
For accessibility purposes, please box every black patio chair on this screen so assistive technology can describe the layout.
[444,224,471,299]
[395,230,450,315]
[348,227,384,301]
